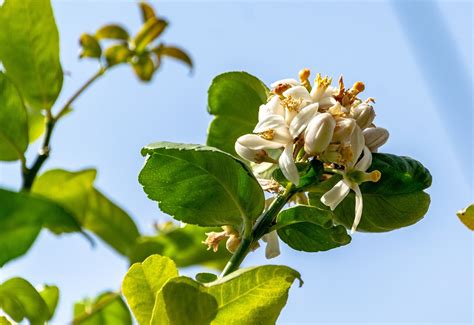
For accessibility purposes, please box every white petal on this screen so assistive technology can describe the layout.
[236,134,283,150]
[263,231,280,259]
[259,96,285,120]
[319,96,337,109]
[348,125,364,167]
[270,78,299,88]
[320,180,351,210]
[278,143,299,185]
[253,114,286,133]
[289,103,319,138]
[355,146,373,171]
[351,184,364,233]
[283,86,312,103]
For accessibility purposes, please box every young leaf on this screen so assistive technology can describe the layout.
[309,153,432,232]
[32,169,140,256]
[207,72,269,155]
[0,72,28,161]
[139,142,265,228]
[151,277,218,325]
[276,205,351,252]
[26,107,46,143]
[72,292,131,325]
[154,45,193,70]
[95,24,129,41]
[128,224,231,269]
[79,33,102,59]
[132,55,155,81]
[0,0,63,110]
[457,204,474,230]
[122,255,179,325]
[133,18,168,53]
[38,285,60,321]
[104,44,133,67]
[0,277,50,324]
[139,2,156,22]
[0,188,81,267]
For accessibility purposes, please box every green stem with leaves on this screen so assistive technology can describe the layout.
[220,184,296,277]
[21,67,106,191]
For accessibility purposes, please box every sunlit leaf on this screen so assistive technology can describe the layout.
[132,55,155,81]
[38,285,60,321]
[122,255,178,325]
[154,45,193,70]
[73,292,131,325]
[457,204,474,230]
[139,2,156,22]
[139,142,265,228]
[195,273,218,283]
[104,44,133,67]
[95,24,129,41]
[0,0,63,110]
[0,72,28,161]
[276,205,351,252]
[207,72,269,155]
[0,277,50,324]
[128,224,231,269]
[134,18,167,53]
[32,169,140,256]
[0,188,82,267]
[309,153,432,232]
[26,107,45,143]
[79,33,102,59]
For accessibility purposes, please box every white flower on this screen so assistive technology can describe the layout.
[351,102,375,129]
[262,230,280,259]
[304,113,336,155]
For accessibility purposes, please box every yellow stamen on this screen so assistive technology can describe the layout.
[274,83,292,96]
[299,68,311,92]
[258,129,275,140]
[282,96,302,112]
[315,73,332,89]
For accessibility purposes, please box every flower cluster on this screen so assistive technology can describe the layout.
[236,69,389,236]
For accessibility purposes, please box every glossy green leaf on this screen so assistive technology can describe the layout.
[73,292,131,325]
[309,153,432,232]
[26,107,46,143]
[0,277,49,324]
[276,205,351,252]
[139,142,265,227]
[104,44,132,67]
[0,188,81,267]
[122,255,179,325]
[39,285,59,321]
[0,73,28,161]
[457,204,474,230]
[134,18,168,53]
[151,264,302,325]
[151,277,218,325]
[154,45,193,70]
[207,72,268,155]
[0,0,63,110]
[128,224,231,269]
[139,2,156,22]
[79,33,102,59]
[95,24,129,41]
[132,55,155,81]
[32,169,140,256]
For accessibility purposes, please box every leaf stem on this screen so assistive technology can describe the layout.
[21,68,106,191]
[220,184,295,277]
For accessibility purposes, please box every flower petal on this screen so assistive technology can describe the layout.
[236,134,283,150]
[351,184,364,233]
[348,125,365,167]
[258,96,285,120]
[278,143,299,185]
[263,230,281,259]
[289,103,319,138]
[253,114,286,133]
[355,146,373,171]
[320,180,351,210]
[270,78,299,88]
[283,86,312,104]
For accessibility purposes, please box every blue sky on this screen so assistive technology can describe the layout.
[0,1,472,324]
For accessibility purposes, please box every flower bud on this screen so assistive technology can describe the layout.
[363,127,389,152]
[352,103,375,129]
[332,118,356,142]
[304,113,336,155]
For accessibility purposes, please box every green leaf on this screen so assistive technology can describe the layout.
[134,18,168,53]
[152,265,302,325]
[104,44,132,67]
[0,316,11,324]
[195,273,218,283]
[0,72,28,161]
[276,205,351,252]
[0,0,63,110]
[207,72,269,155]
[151,277,218,325]
[122,255,179,325]
[32,169,140,256]
[132,54,155,81]
[457,204,474,230]
[309,153,432,232]
[38,285,59,321]
[128,224,231,269]
[139,2,156,22]
[26,107,46,143]
[139,142,265,228]
[95,24,129,41]
[154,45,193,70]
[0,277,50,324]
[73,292,131,325]
[0,188,81,267]
[79,33,102,59]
